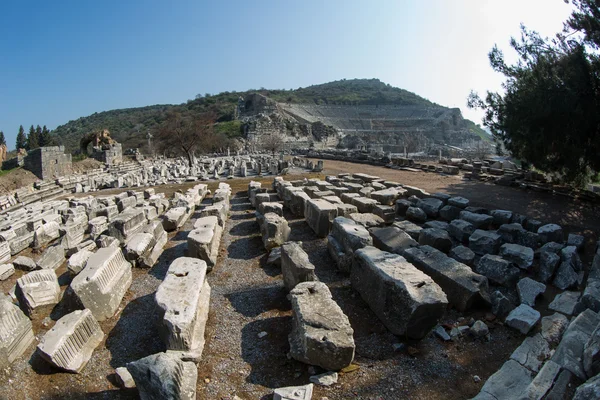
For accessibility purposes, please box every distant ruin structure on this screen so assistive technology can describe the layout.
[80,129,122,165]
[23,146,72,180]
[0,144,7,162]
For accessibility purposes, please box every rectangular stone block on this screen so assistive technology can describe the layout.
[108,208,146,243]
[0,296,35,368]
[281,242,316,291]
[71,246,132,321]
[188,216,223,270]
[155,257,211,361]
[36,309,104,373]
[351,246,448,339]
[327,217,372,273]
[15,270,60,316]
[305,199,337,238]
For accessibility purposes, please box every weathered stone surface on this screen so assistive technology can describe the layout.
[305,199,337,238]
[449,245,475,266]
[369,226,417,255]
[568,233,585,251]
[418,228,452,253]
[372,204,395,224]
[348,212,384,228]
[199,201,228,227]
[115,366,136,389]
[37,309,104,373]
[538,224,564,244]
[448,219,475,243]
[582,278,600,313]
[370,188,401,206]
[583,324,600,378]
[404,245,490,311]
[506,304,540,334]
[71,246,132,321]
[573,374,600,400]
[405,206,427,223]
[33,221,60,248]
[552,309,600,380]
[448,196,469,208]
[470,320,489,338]
[188,216,222,269]
[267,247,282,267]
[474,360,533,400]
[124,232,156,268]
[12,256,36,271]
[109,207,146,243]
[67,249,93,276]
[155,257,210,361]
[520,360,562,400]
[549,291,580,316]
[327,217,372,273]
[499,223,541,249]
[127,352,197,400]
[37,245,65,270]
[424,220,449,231]
[88,216,108,239]
[541,313,569,345]
[439,205,461,221]
[273,384,313,400]
[490,210,513,226]
[0,296,34,368]
[469,229,502,255]
[553,261,579,290]
[500,243,534,270]
[290,191,311,217]
[416,198,444,217]
[395,199,412,217]
[540,241,565,254]
[350,196,379,214]
[288,281,354,371]
[510,333,551,372]
[281,242,316,291]
[351,246,448,339]
[335,203,357,218]
[539,251,561,283]
[0,240,9,264]
[258,201,283,217]
[459,211,493,229]
[162,207,187,232]
[309,371,338,386]
[517,278,546,307]
[0,263,14,280]
[15,270,60,315]
[393,220,422,240]
[476,255,520,287]
[491,290,514,318]
[561,245,583,272]
[258,212,291,251]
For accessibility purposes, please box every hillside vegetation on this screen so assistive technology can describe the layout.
[52,78,488,152]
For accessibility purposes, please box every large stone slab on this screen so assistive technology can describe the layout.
[500,243,534,270]
[127,352,197,400]
[469,229,502,255]
[404,245,490,311]
[71,246,132,321]
[36,309,104,373]
[327,217,372,273]
[459,211,493,229]
[0,296,34,368]
[37,245,65,270]
[305,199,337,238]
[473,360,533,400]
[288,281,355,371]
[109,207,146,243]
[257,212,291,251]
[369,226,417,256]
[351,246,448,339]
[15,270,60,316]
[124,232,156,268]
[155,257,210,361]
[476,255,520,287]
[162,207,187,232]
[187,216,222,269]
[281,242,316,291]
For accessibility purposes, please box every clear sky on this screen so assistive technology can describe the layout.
[0,0,574,149]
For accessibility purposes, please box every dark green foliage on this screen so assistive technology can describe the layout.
[0,131,5,146]
[15,126,26,150]
[26,125,39,150]
[469,0,600,186]
[39,125,53,147]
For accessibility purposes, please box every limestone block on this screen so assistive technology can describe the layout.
[188,216,222,269]
[88,216,109,239]
[549,291,580,316]
[418,228,452,253]
[573,374,600,400]
[393,220,422,240]
[404,245,490,311]
[33,221,60,248]
[199,202,228,227]
[67,249,94,276]
[36,245,65,270]
[369,226,417,256]
[273,384,313,400]
[12,255,36,271]
[258,202,284,217]
[350,196,379,214]
[305,199,337,238]
[162,207,187,232]
[584,324,600,378]
[281,242,316,291]
[539,251,561,283]
[473,360,533,400]
[351,246,448,339]
[510,333,551,372]
[36,309,104,373]
[348,213,384,228]
[0,296,34,368]
[459,211,493,229]
[538,224,564,244]
[370,188,401,206]
[406,206,427,223]
[327,217,372,273]
[0,263,14,280]
[0,240,10,264]
[500,243,534,270]
[439,205,461,221]
[124,232,156,268]
[288,281,355,370]
[155,257,210,361]
[469,229,502,255]
[416,198,444,218]
[553,261,578,290]
[97,235,120,249]
[476,255,520,287]
[506,304,541,334]
[517,277,546,307]
[258,212,290,251]
[117,196,137,212]
[449,245,475,266]
[15,270,60,315]
[71,246,132,321]
[108,208,146,243]
[490,210,513,226]
[448,196,469,208]
[127,353,197,400]
[372,204,395,224]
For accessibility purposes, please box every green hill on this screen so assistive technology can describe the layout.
[51,78,488,152]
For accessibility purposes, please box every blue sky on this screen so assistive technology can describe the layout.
[0,0,573,149]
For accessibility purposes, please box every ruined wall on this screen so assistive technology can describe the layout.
[91,143,122,165]
[23,146,72,180]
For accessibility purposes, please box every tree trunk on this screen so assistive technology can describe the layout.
[186,151,194,168]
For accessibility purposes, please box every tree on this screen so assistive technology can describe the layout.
[26,125,38,150]
[156,111,215,167]
[15,125,27,150]
[260,132,285,155]
[0,131,5,146]
[468,0,600,186]
[39,125,53,147]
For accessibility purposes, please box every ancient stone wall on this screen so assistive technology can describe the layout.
[91,143,122,165]
[23,146,72,180]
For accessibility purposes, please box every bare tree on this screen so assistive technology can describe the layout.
[399,132,429,156]
[156,111,215,167]
[260,132,285,156]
